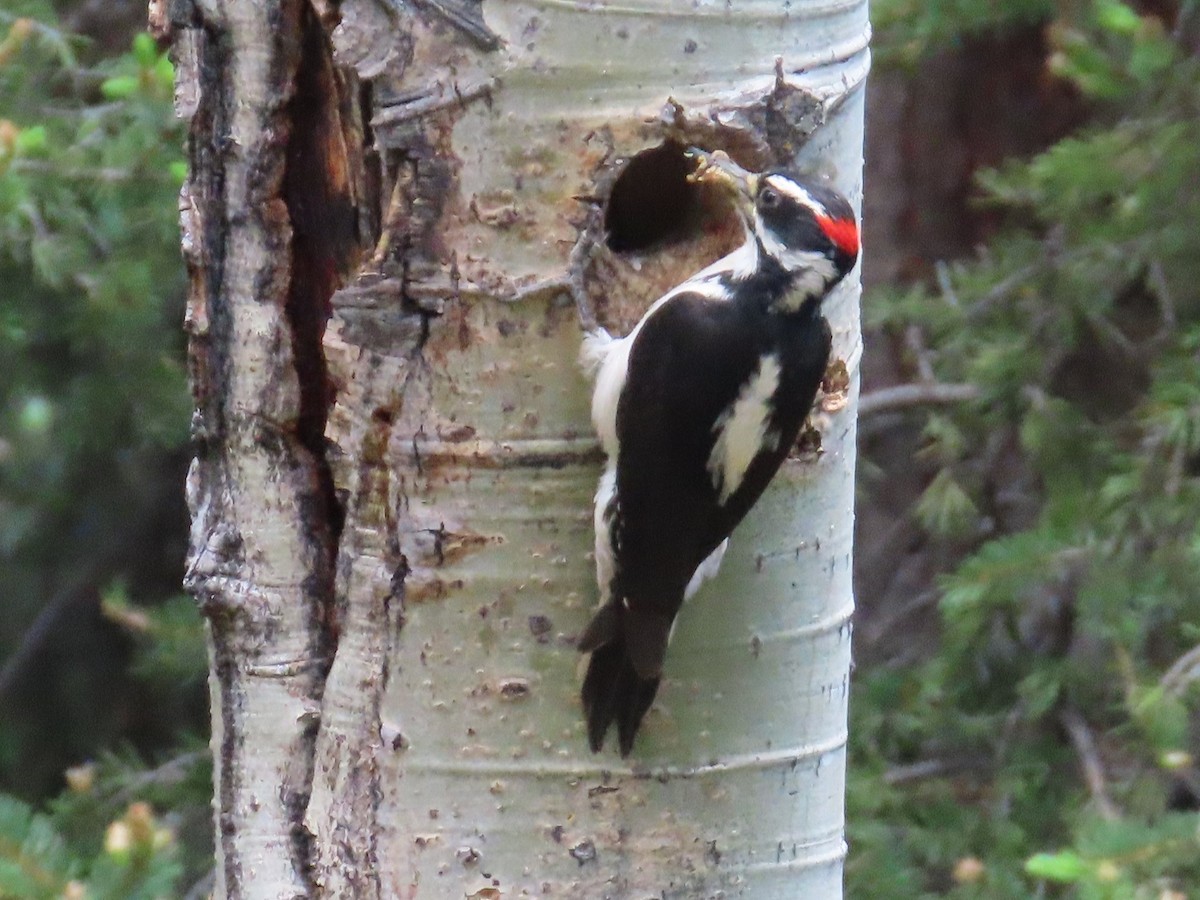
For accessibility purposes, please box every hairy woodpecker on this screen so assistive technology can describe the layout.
[578,151,860,756]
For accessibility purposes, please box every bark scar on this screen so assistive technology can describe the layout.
[397,0,502,50]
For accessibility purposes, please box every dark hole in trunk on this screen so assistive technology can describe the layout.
[604,140,702,252]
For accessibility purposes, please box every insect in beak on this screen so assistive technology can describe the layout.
[687,148,759,219]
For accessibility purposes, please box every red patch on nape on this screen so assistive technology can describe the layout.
[816,214,860,257]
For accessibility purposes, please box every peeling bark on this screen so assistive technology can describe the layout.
[182,0,867,897]
[178,0,350,896]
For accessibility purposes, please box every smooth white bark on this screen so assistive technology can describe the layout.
[321,1,868,897]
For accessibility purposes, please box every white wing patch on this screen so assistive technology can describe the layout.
[684,538,728,601]
[708,354,782,504]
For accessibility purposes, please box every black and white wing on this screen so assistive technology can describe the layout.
[579,289,829,754]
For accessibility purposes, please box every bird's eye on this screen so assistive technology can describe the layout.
[758,187,780,209]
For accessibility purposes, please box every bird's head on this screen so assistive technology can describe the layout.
[691,150,859,301]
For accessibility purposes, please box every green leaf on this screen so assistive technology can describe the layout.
[1017,667,1062,719]
[918,414,967,465]
[0,794,73,897]
[14,124,46,155]
[1049,34,1126,98]
[153,53,174,90]
[1129,684,1190,751]
[132,31,157,67]
[1095,0,1140,35]
[17,395,53,435]
[1025,851,1090,882]
[914,470,979,538]
[1128,34,1174,82]
[100,75,140,99]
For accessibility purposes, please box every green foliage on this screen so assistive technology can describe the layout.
[0,9,209,891]
[914,469,980,539]
[0,12,186,463]
[0,590,209,898]
[8,585,213,897]
[0,5,194,795]
[47,744,213,894]
[0,582,213,895]
[0,790,186,900]
[0,792,186,900]
[853,1,1200,897]
[0,13,187,512]
[872,0,1056,65]
[100,587,207,688]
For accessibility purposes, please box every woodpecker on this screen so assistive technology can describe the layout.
[578,150,860,756]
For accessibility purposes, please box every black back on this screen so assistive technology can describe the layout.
[611,289,832,675]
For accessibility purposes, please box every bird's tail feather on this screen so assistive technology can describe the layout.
[581,635,662,756]
[576,602,662,758]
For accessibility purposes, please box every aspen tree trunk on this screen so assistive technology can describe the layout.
[176,0,867,898]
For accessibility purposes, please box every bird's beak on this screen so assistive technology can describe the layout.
[688,149,758,219]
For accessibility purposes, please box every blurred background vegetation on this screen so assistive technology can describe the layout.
[0,0,1196,897]
[0,0,208,895]
[853,0,1200,897]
